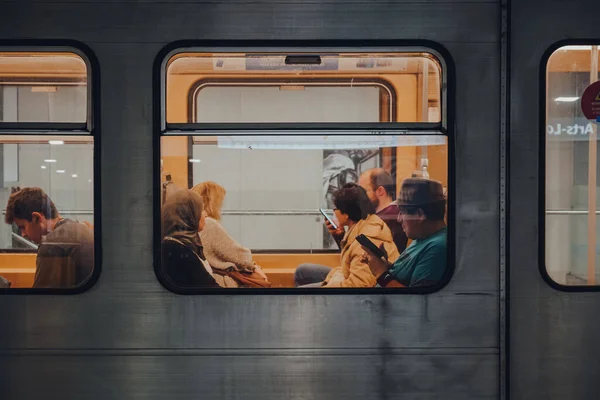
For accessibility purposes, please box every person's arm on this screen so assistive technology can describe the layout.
[325,240,383,288]
[33,245,69,288]
[360,244,406,288]
[203,219,254,269]
[325,220,344,249]
[162,239,220,288]
[0,275,11,288]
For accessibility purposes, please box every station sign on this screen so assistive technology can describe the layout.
[547,118,595,140]
[581,80,600,122]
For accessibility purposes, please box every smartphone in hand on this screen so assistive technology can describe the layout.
[319,208,338,230]
[356,234,386,259]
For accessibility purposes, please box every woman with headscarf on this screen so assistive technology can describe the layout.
[161,189,221,288]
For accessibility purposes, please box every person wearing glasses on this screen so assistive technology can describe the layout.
[295,183,399,288]
[361,178,447,288]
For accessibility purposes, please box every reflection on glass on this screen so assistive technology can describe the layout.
[546,45,600,285]
[0,137,94,289]
[0,52,87,123]
[160,135,447,289]
[166,51,442,124]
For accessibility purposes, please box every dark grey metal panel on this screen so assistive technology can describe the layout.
[0,0,501,398]
[510,0,600,398]
[0,353,498,400]
[445,42,500,293]
[0,2,499,43]
[2,39,499,351]
[3,0,497,3]
[0,291,498,349]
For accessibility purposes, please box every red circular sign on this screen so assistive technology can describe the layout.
[581,80,600,121]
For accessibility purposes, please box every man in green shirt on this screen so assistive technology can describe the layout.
[361,178,447,288]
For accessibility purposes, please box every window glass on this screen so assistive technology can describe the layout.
[546,45,600,286]
[0,51,94,291]
[0,52,87,123]
[167,52,442,124]
[160,49,448,291]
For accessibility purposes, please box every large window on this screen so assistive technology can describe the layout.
[0,49,96,291]
[545,44,600,287]
[159,47,449,291]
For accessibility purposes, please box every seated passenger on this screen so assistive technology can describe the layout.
[161,189,221,288]
[358,168,409,253]
[4,188,93,288]
[361,178,447,288]
[191,181,270,287]
[327,169,408,253]
[295,183,400,288]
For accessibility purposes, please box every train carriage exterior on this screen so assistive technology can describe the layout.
[0,0,597,398]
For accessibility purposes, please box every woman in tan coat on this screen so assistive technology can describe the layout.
[295,183,399,288]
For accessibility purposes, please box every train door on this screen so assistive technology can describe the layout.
[510,0,600,398]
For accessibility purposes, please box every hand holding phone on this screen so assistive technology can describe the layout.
[319,208,338,230]
[356,234,387,259]
[357,234,391,278]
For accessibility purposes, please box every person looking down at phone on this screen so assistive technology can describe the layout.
[361,178,447,288]
[4,187,94,288]
[295,183,399,288]
[326,168,408,253]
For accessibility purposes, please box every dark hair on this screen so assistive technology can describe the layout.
[400,199,446,221]
[368,168,395,198]
[333,182,376,222]
[5,187,58,224]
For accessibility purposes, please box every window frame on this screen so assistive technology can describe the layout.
[0,40,101,295]
[540,39,600,292]
[154,40,455,295]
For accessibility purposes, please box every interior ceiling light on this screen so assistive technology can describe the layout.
[561,45,593,51]
[555,97,580,102]
[43,159,57,163]
[56,170,65,174]
[49,140,64,145]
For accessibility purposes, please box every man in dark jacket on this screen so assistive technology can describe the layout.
[4,188,93,288]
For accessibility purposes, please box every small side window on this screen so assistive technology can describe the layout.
[544,44,600,287]
[0,48,97,292]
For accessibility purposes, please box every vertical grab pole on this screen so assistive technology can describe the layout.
[421,60,430,177]
[587,45,598,284]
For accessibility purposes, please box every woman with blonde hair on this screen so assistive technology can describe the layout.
[191,181,270,286]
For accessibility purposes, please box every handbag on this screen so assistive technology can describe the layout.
[227,269,272,288]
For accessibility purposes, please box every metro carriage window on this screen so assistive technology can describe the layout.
[545,44,600,287]
[0,50,96,291]
[159,48,449,291]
